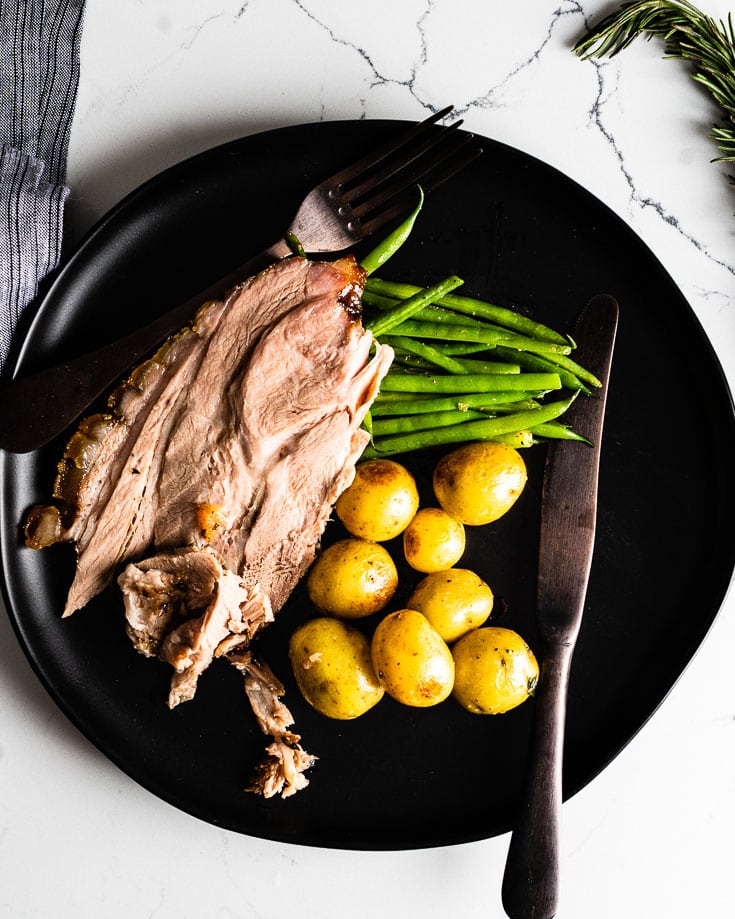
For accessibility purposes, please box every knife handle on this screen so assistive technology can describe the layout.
[501,642,573,919]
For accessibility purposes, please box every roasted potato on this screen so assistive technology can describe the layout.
[335,458,419,541]
[371,609,454,707]
[452,626,538,714]
[289,618,384,720]
[306,538,398,619]
[402,506,466,573]
[433,442,527,525]
[407,568,493,643]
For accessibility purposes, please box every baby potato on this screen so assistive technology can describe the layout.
[336,459,419,541]
[407,568,493,643]
[403,507,466,573]
[306,538,398,618]
[452,626,538,715]
[371,609,454,707]
[433,442,527,525]
[289,618,384,720]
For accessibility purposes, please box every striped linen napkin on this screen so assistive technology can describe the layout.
[0,0,85,376]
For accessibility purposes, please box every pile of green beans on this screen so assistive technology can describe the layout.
[356,192,600,458]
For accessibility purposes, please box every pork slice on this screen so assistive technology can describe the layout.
[232,317,392,610]
[25,301,228,614]
[239,408,378,612]
[54,259,332,614]
[152,257,369,553]
[61,338,204,616]
[119,548,273,707]
[154,280,393,594]
[163,580,272,709]
[68,338,188,545]
[118,547,225,657]
[31,302,228,550]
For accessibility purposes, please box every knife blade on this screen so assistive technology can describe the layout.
[501,293,619,919]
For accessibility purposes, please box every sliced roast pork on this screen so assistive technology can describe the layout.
[25,254,393,797]
[117,547,273,707]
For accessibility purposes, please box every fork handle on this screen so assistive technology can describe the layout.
[501,641,573,919]
[0,239,292,454]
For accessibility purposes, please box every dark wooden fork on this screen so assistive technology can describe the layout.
[0,106,482,453]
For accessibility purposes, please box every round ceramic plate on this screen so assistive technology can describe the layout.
[2,120,734,850]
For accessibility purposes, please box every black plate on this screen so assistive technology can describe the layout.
[2,120,734,850]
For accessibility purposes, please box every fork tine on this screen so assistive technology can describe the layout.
[338,120,464,204]
[358,139,484,237]
[410,135,484,196]
[326,105,455,189]
[350,129,481,220]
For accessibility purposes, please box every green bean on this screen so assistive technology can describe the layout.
[365,277,569,344]
[384,335,466,373]
[495,344,600,390]
[371,392,540,416]
[467,400,543,415]
[464,399,542,413]
[489,430,535,448]
[440,296,570,347]
[380,371,561,394]
[362,290,449,324]
[359,187,424,275]
[362,397,576,457]
[406,308,523,336]
[371,409,487,437]
[362,289,399,311]
[427,341,493,356]
[390,350,520,375]
[365,276,464,338]
[373,390,436,403]
[389,352,436,371]
[454,357,521,374]
[529,422,592,444]
[493,345,593,394]
[285,232,306,257]
[539,351,602,390]
[387,319,572,355]
[364,291,510,335]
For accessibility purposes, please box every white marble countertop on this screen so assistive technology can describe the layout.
[2,2,734,917]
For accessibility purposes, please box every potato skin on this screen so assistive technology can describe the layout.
[407,568,493,643]
[402,507,465,573]
[336,459,419,541]
[289,618,384,720]
[371,609,455,707]
[306,538,398,618]
[452,626,538,715]
[433,442,527,526]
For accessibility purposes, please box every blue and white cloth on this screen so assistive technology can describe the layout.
[0,0,85,375]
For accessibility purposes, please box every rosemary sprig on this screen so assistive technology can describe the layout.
[574,1,735,165]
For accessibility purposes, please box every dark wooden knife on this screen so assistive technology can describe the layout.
[501,293,619,919]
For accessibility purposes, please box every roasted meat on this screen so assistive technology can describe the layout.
[25,254,393,796]
[231,649,316,800]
